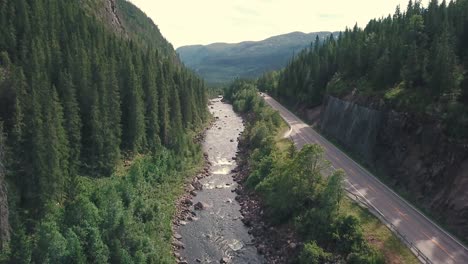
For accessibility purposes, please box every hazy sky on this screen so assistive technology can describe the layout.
[129,0,429,48]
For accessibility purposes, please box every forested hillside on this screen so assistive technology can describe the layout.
[177,31,336,84]
[264,0,468,137]
[260,0,468,241]
[0,0,208,262]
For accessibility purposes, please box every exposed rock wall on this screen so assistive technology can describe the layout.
[104,0,125,34]
[320,96,383,163]
[319,96,468,241]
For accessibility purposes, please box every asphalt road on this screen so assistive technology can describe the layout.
[263,94,468,264]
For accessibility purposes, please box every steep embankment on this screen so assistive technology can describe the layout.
[0,0,208,262]
[317,96,468,241]
[83,0,177,58]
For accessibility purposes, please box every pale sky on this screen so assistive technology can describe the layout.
[129,0,429,48]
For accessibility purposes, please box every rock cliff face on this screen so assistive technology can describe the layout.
[319,96,468,241]
[320,96,383,163]
[104,0,125,34]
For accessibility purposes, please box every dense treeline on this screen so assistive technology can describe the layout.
[261,0,468,137]
[225,80,384,263]
[0,0,208,262]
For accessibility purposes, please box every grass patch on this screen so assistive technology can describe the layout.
[384,85,405,101]
[275,120,291,153]
[340,199,419,264]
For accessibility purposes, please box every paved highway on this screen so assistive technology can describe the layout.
[262,94,468,264]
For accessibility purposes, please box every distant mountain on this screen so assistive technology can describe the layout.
[177,31,338,84]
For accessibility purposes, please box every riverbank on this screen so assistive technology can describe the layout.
[172,99,263,264]
[233,140,301,263]
[224,79,418,264]
[172,151,212,262]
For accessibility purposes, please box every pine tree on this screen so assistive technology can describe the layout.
[157,65,171,146]
[0,120,10,250]
[169,86,184,151]
[40,86,70,204]
[0,0,209,261]
[429,8,460,97]
[102,59,121,173]
[58,71,81,176]
[142,56,160,151]
[123,59,146,153]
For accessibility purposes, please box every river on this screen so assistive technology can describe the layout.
[176,98,263,263]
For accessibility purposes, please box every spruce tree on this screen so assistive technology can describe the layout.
[123,59,146,153]
[157,65,171,146]
[142,56,160,151]
[40,86,69,204]
[58,71,81,176]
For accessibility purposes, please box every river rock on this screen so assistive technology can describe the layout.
[242,218,252,227]
[192,181,203,190]
[182,198,193,206]
[194,201,207,210]
[220,257,230,263]
[186,184,195,192]
[173,233,182,240]
[172,240,185,249]
[256,244,265,255]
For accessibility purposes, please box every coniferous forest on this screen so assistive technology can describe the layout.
[260,0,468,138]
[0,0,208,262]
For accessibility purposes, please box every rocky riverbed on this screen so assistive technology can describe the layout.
[172,99,264,264]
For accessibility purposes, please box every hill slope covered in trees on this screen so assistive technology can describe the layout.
[259,0,468,241]
[0,0,208,262]
[177,31,338,84]
[266,0,468,131]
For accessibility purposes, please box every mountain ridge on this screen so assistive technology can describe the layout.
[177,31,339,84]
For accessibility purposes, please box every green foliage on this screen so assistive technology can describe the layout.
[0,0,208,261]
[177,32,334,85]
[326,73,349,97]
[347,247,385,264]
[115,0,176,55]
[270,0,468,137]
[299,241,332,264]
[228,82,384,261]
[256,145,328,221]
[35,221,68,263]
[333,215,365,254]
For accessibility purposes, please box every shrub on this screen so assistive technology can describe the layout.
[347,247,385,264]
[299,241,332,264]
